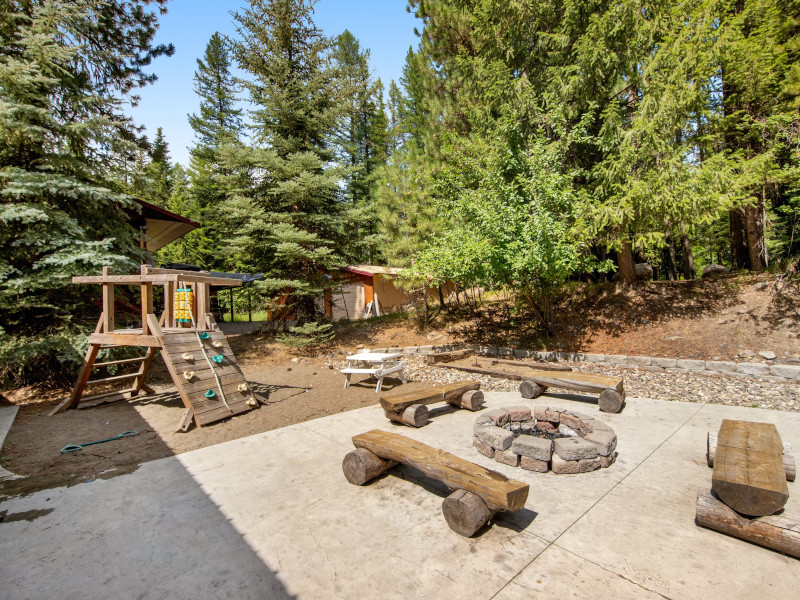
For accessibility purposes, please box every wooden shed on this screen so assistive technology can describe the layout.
[327,265,452,321]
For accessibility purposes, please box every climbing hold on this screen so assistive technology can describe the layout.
[237,382,249,392]
[181,353,195,361]
[204,389,216,399]
[246,397,258,407]
[212,354,224,364]
[199,332,210,340]
[212,340,223,348]
[183,371,195,381]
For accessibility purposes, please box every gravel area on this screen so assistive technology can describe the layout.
[332,356,800,413]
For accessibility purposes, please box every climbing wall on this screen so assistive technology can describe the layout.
[159,329,256,426]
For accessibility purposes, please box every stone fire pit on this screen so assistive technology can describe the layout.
[473,406,617,474]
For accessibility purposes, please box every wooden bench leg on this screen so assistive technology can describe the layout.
[385,404,428,427]
[344,373,352,389]
[598,389,624,413]
[342,448,397,485]
[376,376,383,393]
[519,380,546,399]
[442,489,492,537]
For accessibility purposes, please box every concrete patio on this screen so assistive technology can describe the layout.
[1,392,799,599]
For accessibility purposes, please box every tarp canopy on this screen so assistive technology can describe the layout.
[159,263,264,287]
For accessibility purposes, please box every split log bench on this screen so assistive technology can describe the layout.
[342,429,529,537]
[710,420,789,516]
[707,431,795,481]
[697,419,797,558]
[379,381,484,427]
[519,371,625,413]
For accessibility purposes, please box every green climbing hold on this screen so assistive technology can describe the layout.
[199,332,210,340]
[204,389,216,399]
[212,354,224,364]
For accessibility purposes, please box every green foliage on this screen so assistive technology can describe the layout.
[0,0,173,387]
[406,125,597,300]
[276,321,334,350]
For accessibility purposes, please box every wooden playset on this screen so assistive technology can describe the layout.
[50,265,259,431]
[518,370,625,413]
[696,419,799,558]
[379,381,484,427]
[343,429,529,537]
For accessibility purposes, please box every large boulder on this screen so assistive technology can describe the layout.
[701,264,731,278]
[634,263,653,281]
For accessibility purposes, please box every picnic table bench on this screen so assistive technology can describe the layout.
[518,370,625,413]
[343,429,529,537]
[379,380,484,427]
[341,352,406,393]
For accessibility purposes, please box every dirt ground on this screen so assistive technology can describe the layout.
[2,273,798,495]
[0,354,436,496]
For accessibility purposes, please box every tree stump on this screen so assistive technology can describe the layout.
[598,389,624,413]
[342,448,397,485]
[385,404,429,427]
[459,390,484,411]
[442,489,492,537]
[519,380,545,399]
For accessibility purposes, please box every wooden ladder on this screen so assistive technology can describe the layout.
[49,312,160,416]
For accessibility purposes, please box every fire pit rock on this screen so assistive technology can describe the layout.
[473,406,617,474]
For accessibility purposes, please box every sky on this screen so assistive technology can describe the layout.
[128,0,421,166]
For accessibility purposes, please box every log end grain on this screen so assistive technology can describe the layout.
[461,389,484,411]
[519,380,545,399]
[598,389,624,413]
[342,448,396,485]
[442,489,492,537]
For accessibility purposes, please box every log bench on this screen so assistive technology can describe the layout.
[379,381,484,427]
[519,370,625,413]
[707,431,795,482]
[343,429,529,537]
[711,419,789,517]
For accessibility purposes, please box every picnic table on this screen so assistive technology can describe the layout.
[342,352,406,393]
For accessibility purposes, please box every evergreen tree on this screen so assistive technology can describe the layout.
[184,32,244,271]
[142,127,173,207]
[188,32,243,161]
[0,0,173,386]
[330,30,389,262]
[224,0,346,323]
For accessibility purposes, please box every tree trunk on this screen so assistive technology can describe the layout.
[730,208,750,269]
[664,222,678,281]
[744,203,765,271]
[680,222,696,279]
[618,240,636,284]
[437,284,446,309]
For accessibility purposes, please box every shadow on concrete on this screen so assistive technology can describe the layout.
[0,396,296,599]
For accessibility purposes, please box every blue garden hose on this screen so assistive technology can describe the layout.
[60,431,138,454]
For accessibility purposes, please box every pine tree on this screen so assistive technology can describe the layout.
[224,0,346,322]
[188,32,243,161]
[0,0,173,386]
[142,127,173,207]
[184,32,244,271]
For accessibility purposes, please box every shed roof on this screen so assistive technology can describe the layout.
[344,265,404,277]
[128,198,201,252]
